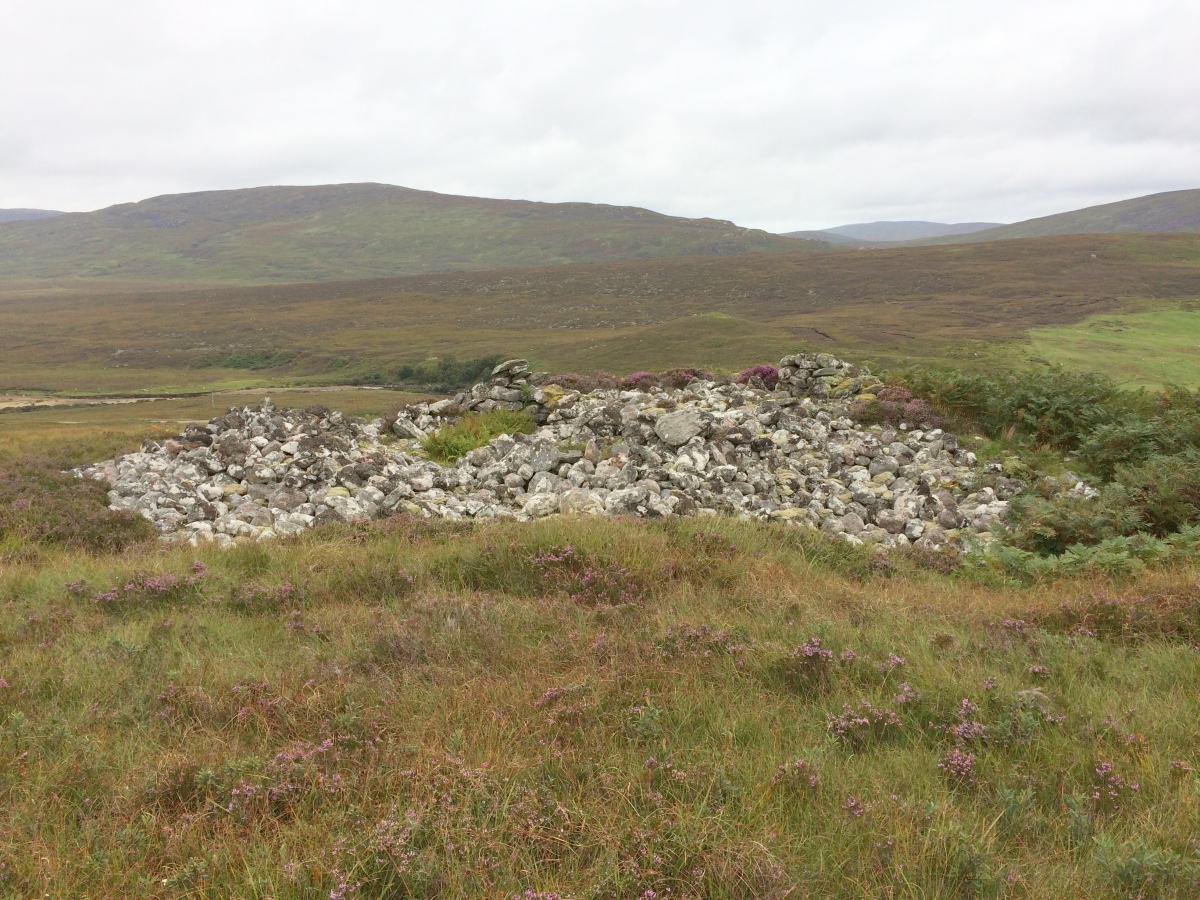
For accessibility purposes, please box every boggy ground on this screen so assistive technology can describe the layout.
[2,510,1199,898]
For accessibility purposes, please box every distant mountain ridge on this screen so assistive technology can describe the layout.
[824,221,1001,242]
[917,189,1200,244]
[0,208,63,223]
[0,183,815,283]
[783,220,1001,246]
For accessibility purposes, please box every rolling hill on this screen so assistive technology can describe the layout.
[923,188,1200,243]
[823,220,1001,242]
[0,208,63,223]
[0,183,812,283]
[783,220,1001,246]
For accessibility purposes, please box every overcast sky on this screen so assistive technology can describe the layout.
[3,0,1198,231]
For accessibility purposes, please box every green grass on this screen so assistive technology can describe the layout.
[1026,309,1200,389]
[420,408,536,462]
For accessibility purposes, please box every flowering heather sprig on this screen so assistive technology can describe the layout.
[842,796,865,818]
[781,637,835,691]
[1001,618,1031,635]
[228,580,303,613]
[1091,761,1139,812]
[839,647,857,667]
[772,758,821,794]
[531,545,645,607]
[948,698,987,744]
[939,748,977,785]
[89,569,207,608]
[893,682,921,706]
[656,623,748,661]
[827,701,902,747]
[877,654,906,674]
[535,686,568,709]
[520,891,563,900]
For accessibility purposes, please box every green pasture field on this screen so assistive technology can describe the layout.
[1024,309,1200,389]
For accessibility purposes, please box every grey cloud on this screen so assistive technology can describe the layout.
[2,0,1198,230]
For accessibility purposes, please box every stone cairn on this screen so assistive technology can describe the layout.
[76,353,1025,549]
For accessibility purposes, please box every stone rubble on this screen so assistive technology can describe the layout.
[75,353,1022,549]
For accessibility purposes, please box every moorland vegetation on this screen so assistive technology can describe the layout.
[2,353,1200,897]
[4,233,1200,395]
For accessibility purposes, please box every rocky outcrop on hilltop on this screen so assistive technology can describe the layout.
[75,354,1025,549]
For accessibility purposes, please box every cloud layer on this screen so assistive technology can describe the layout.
[3,0,1198,230]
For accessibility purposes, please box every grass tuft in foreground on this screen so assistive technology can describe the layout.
[420,408,536,463]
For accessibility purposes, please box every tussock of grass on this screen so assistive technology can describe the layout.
[3,510,1200,896]
[420,408,535,463]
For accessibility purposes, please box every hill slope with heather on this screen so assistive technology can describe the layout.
[0,183,812,283]
[924,188,1200,243]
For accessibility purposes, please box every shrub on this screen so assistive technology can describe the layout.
[394,354,505,393]
[421,409,536,463]
[1005,490,1142,555]
[621,371,656,391]
[850,384,944,429]
[826,700,903,748]
[531,545,644,606]
[0,461,154,553]
[894,365,1122,451]
[1077,416,1164,480]
[1093,836,1199,897]
[776,637,835,693]
[735,364,779,390]
[771,758,821,796]
[545,371,621,393]
[1115,450,1200,535]
[658,366,713,389]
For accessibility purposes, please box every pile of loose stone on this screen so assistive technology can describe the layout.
[76,353,1024,549]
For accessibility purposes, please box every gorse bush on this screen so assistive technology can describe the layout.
[420,409,536,463]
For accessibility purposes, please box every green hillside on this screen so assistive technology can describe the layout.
[925,188,1200,243]
[0,183,812,283]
